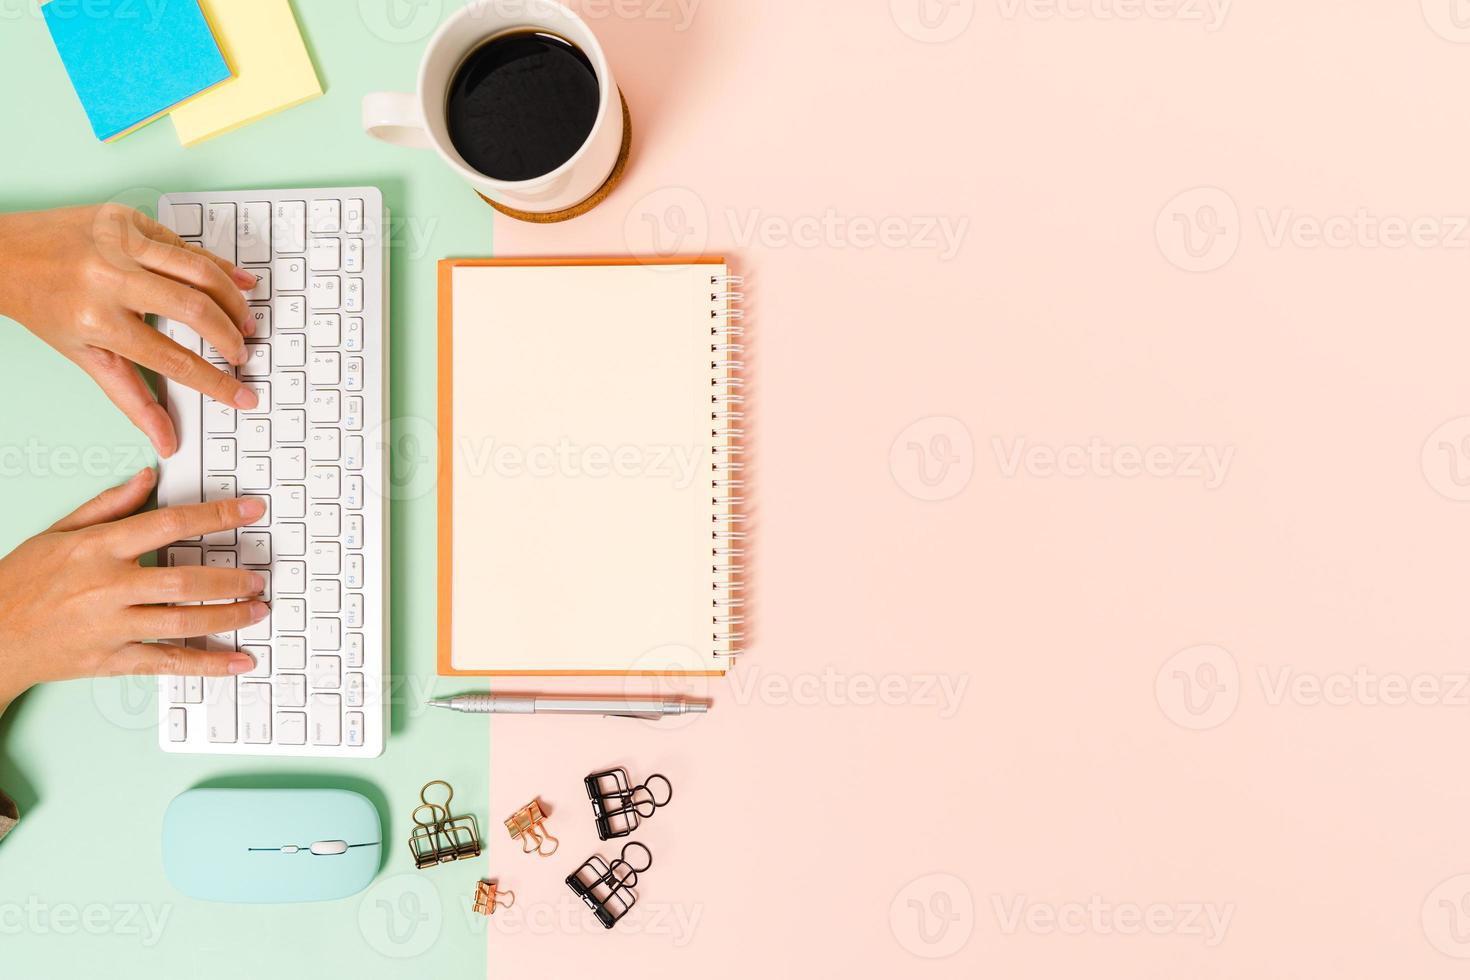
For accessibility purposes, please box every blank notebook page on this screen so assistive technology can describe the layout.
[445,261,729,674]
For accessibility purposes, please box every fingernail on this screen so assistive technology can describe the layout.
[233,387,258,410]
[227,654,255,675]
[247,572,265,593]
[133,466,156,485]
[248,601,269,622]
[232,346,250,366]
[232,267,257,289]
[240,497,267,520]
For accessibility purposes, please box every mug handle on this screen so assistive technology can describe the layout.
[362,92,434,149]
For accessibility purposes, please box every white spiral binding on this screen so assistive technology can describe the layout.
[710,274,746,657]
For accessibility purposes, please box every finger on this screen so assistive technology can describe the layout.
[130,238,251,336]
[104,497,266,557]
[125,566,266,605]
[49,467,156,532]
[101,313,258,410]
[129,599,270,641]
[121,270,247,365]
[75,346,176,457]
[125,208,257,292]
[110,642,255,678]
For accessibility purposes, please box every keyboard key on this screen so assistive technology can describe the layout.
[170,202,203,237]
[309,653,341,687]
[345,515,363,550]
[345,278,364,313]
[279,372,307,405]
[242,645,271,678]
[345,435,364,470]
[277,636,307,669]
[279,485,307,519]
[309,238,341,271]
[205,550,237,569]
[204,204,237,264]
[344,316,364,351]
[346,711,364,746]
[309,352,341,386]
[279,296,307,330]
[277,446,306,481]
[241,418,271,453]
[309,428,341,462]
[309,694,341,745]
[239,607,271,642]
[240,683,272,743]
[344,238,364,274]
[245,269,271,302]
[345,553,364,589]
[276,711,306,745]
[279,333,306,367]
[241,343,271,377]
[205,400,235,434]
[240,531,271,564]
[278,522,307,557]
[243,381,271,412]
[205,676,237,743]
[185,676,204,703]
[309,276,340,310]
[345,357,364,391]
[345,593,364,629]
[274,201,307,254]
[239,202,272,264]
[167,676,187,703]
[311,579,341,614]
[346,633,364,668]
[242,495,270,528]
[310,199,341,234]
[165,547,203,569]
[309,390,341,424]
[345,198,364,234]
[276,598,307,632]
[309,466,340,500]
[277,561,307,594]
[206,438,236,471]
[345,672,364,707]
[276,256,306,292]
[309,541,341,576]
[248,305,271,339]
[345,396,363,431]
[309,504,340,537]
[277,674,307,707]
[309,314,341,347]
[241,456,271,490]
[345,476,364,510]
[168,707,187,742]
[278,409,307,443]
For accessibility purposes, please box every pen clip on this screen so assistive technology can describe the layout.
[605,712,664,721]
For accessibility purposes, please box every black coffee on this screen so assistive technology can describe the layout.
[445,31,600,183]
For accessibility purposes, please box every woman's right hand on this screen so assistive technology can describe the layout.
[0,468,269,713]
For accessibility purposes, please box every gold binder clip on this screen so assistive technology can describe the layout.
[504,798,559,856]
[473,879,515,916]
[408,780,483,869]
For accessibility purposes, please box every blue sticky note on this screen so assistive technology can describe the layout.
[42,0,232,142]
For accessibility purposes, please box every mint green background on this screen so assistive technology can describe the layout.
[0,4,491,977]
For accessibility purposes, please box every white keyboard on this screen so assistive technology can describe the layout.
[154,187,389,758]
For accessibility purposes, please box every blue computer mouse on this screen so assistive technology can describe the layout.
[163,788,382,903]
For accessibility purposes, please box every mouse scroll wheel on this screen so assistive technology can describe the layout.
[310,840,350,856]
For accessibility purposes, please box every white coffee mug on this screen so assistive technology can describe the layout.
[362,0,623,215]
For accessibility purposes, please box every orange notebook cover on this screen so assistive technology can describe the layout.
[438,257,745,676]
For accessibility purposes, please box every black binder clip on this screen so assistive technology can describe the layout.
[408,780,483,869]
[584,767,673,841]
[566,842,652,930]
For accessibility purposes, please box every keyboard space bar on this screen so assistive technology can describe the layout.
[158,318,203,510]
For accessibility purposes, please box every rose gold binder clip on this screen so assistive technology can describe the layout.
[505,799,559,856]
[473,879,515,916]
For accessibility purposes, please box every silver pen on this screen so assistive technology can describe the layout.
[427,694,711,721]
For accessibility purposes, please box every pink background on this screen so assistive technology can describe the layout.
[478,1,1470,976]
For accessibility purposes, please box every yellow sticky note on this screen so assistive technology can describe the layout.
[170,0,322,146]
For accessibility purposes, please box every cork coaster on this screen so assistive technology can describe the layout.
[477,90,632,224]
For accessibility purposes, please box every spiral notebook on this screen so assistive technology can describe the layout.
[437,257,746,676]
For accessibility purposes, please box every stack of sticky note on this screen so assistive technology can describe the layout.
[42,0,233,142]
[169,0,323,146]
[42,0,321,146]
